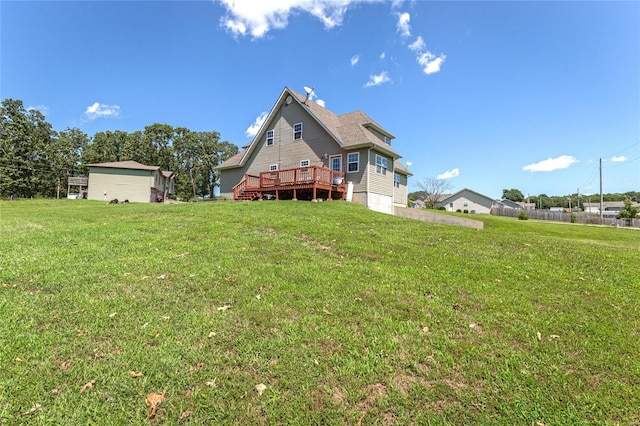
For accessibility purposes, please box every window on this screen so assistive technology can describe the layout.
[266,130,274,146]
[300,159,310,167]
[375,154,388,176]
[347,153,359,173]
[384,136,391,145]
[330,155,342,172]
[269,164,278,171]
[293,122,303,140]
[394,173,401,188]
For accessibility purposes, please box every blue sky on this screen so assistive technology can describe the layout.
[2,0,638,198]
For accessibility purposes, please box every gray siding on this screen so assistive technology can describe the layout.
[219,168,246,197]
[344,148,367,193]
[368,151,393,197]
[393,172,408,206]
[243,102,341,175]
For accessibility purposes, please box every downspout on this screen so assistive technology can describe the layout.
[391,160,395,208]
[366,149,370,208]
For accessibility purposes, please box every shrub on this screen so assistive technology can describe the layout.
[518,211,529,221]
[456,209,462,213]
[463,209,469,214]
[570,213,577,223]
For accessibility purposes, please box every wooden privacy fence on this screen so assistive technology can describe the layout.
[491,207,640,228]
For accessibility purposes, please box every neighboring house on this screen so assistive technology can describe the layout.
[438,188,498,214]
[87,160,175,203]
[411,198,426,209]
[499,199,522,209]
[411,194,451,209]
[582,201,640,216]
[217,87,412,214]
[517,202,536,210]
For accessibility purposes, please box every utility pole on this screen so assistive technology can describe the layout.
[599,158,603,219]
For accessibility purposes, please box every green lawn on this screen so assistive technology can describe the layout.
[0,200,638,425]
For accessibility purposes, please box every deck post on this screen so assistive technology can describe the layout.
[293,188,297,201]
[312,186,317,201]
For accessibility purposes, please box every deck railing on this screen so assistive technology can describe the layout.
[233,166,345,199]
[259,166,344,188]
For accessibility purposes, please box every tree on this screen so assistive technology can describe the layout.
[81,130,126,166]
[173,129,238,200]
[143,123,176,172]
[0,99,55,198]
[50,128,89,197]
[502,188,525,202]
[415,177,453,209]
[616,198,639,226]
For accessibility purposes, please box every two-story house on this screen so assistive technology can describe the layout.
[218,87,411,214]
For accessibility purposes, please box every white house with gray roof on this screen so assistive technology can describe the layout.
[87,160,174,203]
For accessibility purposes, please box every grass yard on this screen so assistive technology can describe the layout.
[0,200,638,425]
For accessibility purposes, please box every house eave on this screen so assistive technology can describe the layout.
[345,142,400,159]
[363,122,395,139]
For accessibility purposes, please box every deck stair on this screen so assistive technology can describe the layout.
[237,190,260,201]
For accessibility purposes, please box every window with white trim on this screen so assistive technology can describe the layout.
[394,173,401,188]
[266,130,274,146]
[300,159,310,167]
[330,155,342,172]
[293,122,303,140]
[269,164,278,171]
[384,136,391,145]
[375,154,388,176]
[347,152,359,173]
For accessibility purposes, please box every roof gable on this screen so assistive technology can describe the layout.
[218,86,401,170]
[440,188,497,204]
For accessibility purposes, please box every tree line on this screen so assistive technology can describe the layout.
[500,188,639,210]
[409,179,638,209]
[0,98,238,201]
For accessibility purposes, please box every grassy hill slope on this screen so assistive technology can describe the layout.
[0,200,638,424]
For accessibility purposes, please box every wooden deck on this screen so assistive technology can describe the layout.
[233,166,346,201]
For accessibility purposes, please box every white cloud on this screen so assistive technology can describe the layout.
[437,168,460,179]
[27,105,50,116]
[408,36,425,52]
[611,155,627,162]
[315,99,326,107]
[245,111,268,137]
[84,102,120,120]
[417,51,446,74]
[396,12,411,37]
[218,0,373,39]
[523,155,579,172]
[350,54,360,66]
[379,52,386,59]
[364,71,391,87]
